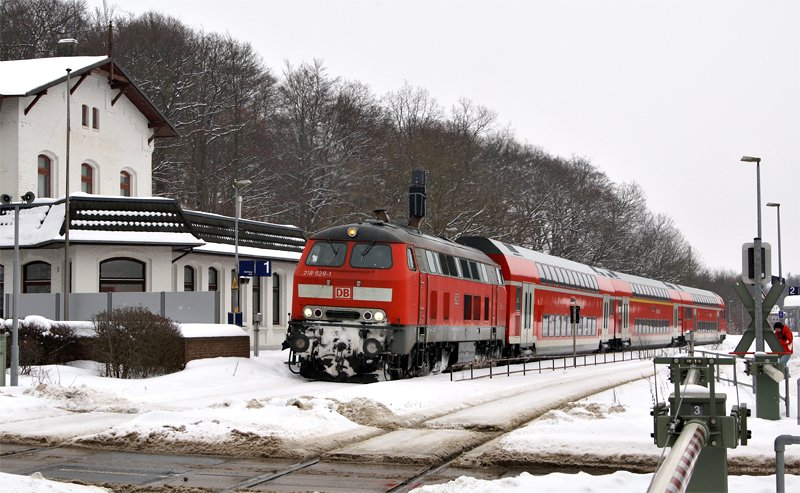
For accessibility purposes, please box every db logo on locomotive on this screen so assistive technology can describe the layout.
[334,287,352,299]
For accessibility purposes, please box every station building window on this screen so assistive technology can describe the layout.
[99,258,145,292]
[81,163,94,193]
[120,171,131,197]
[272,274,281,324]
[23,261,51,293]
[208,267,219,291]
[184,266,195,291]
[38,155,52,198]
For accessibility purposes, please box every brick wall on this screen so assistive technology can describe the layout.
[183,335,250,364]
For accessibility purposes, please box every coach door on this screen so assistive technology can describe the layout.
[621,298,630,342]
[521,283,535,347]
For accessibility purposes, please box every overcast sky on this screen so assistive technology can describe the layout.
[90,0,800,276]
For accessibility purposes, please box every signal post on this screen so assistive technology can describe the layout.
[733,241,786,420]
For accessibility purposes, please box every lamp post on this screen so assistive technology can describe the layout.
[63,68,72,321]
[232,179,252,320]
[766,202,782,282]
[1,191,36,386]
[741,155,765,352]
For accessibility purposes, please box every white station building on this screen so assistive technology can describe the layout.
[0,54,304,348]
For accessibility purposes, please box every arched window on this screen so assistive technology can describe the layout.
[23,261,51,293]
[272,273,281,324]
[208,267,219,291]
[99,258,145,292]
[184,266,195,291]
[120,171,131,197]
[81,163,94,193]
[38,155,52,198]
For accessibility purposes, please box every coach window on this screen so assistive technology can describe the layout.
[306,241,346,266]
[479,263,488,282]
[459,258,471,279]
[415,249,427,272]
[425,251,438,274]
[445,255,458,277]
[23,261,51,293]
[184,266,195,291]
[469,261,480,280]
[38,155,52,198]
[99,258,145,292]
[351,243,392,269]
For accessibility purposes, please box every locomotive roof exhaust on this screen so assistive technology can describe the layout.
[373,209,390,222]
[408,169,426,228]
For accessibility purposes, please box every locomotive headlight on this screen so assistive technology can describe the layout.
[302,307,314,319]
[373,310,386,322]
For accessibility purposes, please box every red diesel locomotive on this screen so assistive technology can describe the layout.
[284,173,726,381]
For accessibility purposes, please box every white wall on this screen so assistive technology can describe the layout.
[1,73,154,200]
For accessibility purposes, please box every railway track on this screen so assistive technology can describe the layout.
[1,359,655,492]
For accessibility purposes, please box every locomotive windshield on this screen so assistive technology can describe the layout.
[306,241,346,266]
[350,243,393,269]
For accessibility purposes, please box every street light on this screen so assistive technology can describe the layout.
[232,179,252,321]
[766,202,782,282]
[1,191,36,386]
[741,155,765,351]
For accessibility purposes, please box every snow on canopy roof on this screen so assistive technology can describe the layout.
[0,197,204,248]
[0,195,306,260]
[783,295,800,308]
[0,56,108,95]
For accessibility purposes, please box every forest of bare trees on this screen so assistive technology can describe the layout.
[4,0,794,331]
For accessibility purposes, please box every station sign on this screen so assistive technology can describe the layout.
[789,286,800,296]
[238,260,272,277]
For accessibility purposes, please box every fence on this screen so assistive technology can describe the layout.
[449,347,672,381]
[3,291,220,324]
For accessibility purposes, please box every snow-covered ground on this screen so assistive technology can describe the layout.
[1,334,798,492]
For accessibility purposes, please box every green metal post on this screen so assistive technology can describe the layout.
[754,353,781,420]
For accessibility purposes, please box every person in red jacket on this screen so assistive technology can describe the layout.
[774,321,794,366]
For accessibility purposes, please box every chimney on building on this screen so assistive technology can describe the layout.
[55,38,78,57]
[407,169,426,228]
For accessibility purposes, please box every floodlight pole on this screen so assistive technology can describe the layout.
[742,155,764,352]
[63,67,72,321]
[11,203,20,386]
[3,193,36,386]
[766,202,782,281]
[232,179,251,319]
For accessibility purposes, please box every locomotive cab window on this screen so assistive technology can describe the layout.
[351,243,392,269]
[306,241,346,266]
[406,247,417,271]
